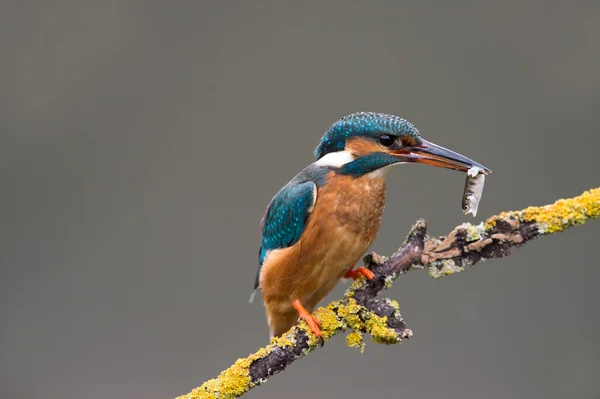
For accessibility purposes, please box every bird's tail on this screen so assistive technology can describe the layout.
[248,288,257,304]
[249,258,261,304]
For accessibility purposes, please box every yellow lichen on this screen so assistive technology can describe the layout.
[296,322,320,346]
[383,275,394,289]
[346,331,365,353]
[484,211,512,230]
[332,298,399,345]
[485,188,600,232]
[313,306,342,341]
[174,345,279,399]
[365,314,399,344]
[334,298,363,330]
[428,259,464,279]
[345,279,364,296]
[458,222,485,242]
[178,357,252,399]
[270,333,296,348]
[521,188,600,233]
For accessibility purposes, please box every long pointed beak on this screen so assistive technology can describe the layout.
[396,139,491,174]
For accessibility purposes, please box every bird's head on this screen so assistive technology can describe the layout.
[314,112,491,176]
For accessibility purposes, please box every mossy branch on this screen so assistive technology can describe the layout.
[175,187,600,399]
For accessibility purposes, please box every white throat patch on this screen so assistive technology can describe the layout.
[314,150,355,167]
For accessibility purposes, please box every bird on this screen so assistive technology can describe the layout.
[249,112,490,339]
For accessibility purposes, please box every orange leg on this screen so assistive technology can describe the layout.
[292,299,322,339]
[344,267,375,281]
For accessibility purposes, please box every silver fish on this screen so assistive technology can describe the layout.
[462,166,486,217]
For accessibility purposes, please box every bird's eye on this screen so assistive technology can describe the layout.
[378,134,395,147]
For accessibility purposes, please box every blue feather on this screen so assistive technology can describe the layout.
[314,112,420,159]
[339,152,399,177]
[260,180,315,263]
[250,167,323,302]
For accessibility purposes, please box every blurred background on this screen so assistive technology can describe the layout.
[1,1,599,398]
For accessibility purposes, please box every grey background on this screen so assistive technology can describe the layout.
[1,1,599,398]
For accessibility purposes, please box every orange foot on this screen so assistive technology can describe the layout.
[292,299,322,341]
[344,267,375,281]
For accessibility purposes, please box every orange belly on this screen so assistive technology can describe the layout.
[260,171,387,337]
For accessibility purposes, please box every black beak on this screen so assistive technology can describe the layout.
[395,139,491,174]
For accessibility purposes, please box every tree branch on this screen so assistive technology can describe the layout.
[175,187,600,399]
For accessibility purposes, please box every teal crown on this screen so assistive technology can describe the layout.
[314,112,420,159]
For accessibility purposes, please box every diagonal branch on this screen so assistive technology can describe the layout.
[175,187,600,399]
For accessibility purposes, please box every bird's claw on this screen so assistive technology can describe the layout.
[344,267,375,281]
[317,335,324,347]
[302,313,323,345]
[292,299,323,345]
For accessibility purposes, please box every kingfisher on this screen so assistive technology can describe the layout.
[250,112,490,339]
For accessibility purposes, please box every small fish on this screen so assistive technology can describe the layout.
[462,166,486,217]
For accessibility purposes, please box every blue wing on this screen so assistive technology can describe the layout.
[249,180,317,303]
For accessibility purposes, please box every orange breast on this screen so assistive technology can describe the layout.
[260,171,387,317]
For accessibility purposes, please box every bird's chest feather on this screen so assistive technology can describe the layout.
[304,171,387,277]
[319,172,387,238]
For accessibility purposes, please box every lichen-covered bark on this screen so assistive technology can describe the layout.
[423,187,600,278]
[174,187,600,399]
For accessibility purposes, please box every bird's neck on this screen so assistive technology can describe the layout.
[314,150,399,178]
[337,152,399,177]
